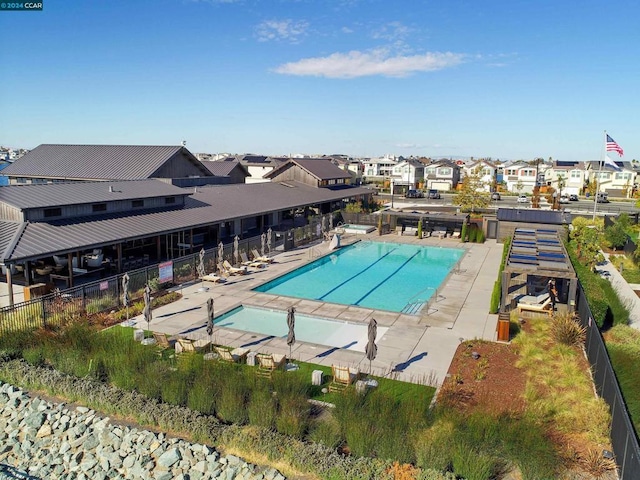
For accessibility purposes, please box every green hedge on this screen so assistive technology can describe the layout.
[489,237,511,314]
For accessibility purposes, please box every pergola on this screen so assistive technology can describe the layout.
[500,227,578,313]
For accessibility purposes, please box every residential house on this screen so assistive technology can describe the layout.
[391,158,425,191]
[502,161,544,194]
[464,160,499,192]
[263,158,352,190]
[362,155,399,182]
[585,160,636,198]
[200,159,250,184]
[543,161,586,196]
[423,160,461,192]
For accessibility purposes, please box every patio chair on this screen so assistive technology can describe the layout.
[240,251,267,269]
[153,331,178,349]
[517,292,552,315]
[202,271,226,283]
[452,228,461,239]
[256,353,286,377]
[215,345,250,363]
[223,260,247,275]
[251,249,273,263]
[176,337,210,354]
[329,365,359,392]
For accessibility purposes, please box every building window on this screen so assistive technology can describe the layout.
[92,203,107,213]
[165,196,176,205]
[570,170,581,179]
[438,168,452,176]
[16,178,27,184]
[44,208,62,218]
[132,200,144,208]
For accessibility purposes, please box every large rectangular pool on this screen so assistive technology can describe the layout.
[215,305,387,351]
[254,241,464,313]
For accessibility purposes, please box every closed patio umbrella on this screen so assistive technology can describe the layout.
[122,272,130,322]
[217,241,224,272]
[267,228,272,255]
[287,306,296,364]
[233,235,239,266]
[206,297,214,340]
[197,248,206,279]
[261,232,266,257]
[143,283,152,337]
[365,318,378,375]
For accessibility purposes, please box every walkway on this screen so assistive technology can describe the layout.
[600,252,640,329]
[117,233,504,386]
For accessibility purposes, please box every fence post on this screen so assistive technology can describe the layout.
[81,286,86,310]
[41,297,46,328]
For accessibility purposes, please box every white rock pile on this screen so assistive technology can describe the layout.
[0,382,286,480]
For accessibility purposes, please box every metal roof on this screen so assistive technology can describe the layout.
[0,181,372,262]
[200,160,249,177]
[505,228,574,274]
[0,179,189,209]
[497,208,571,225]
[265,158,352,181]
[1,144,209,180]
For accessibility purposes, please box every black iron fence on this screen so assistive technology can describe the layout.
[0,219,337,337]
[576,286,640,479]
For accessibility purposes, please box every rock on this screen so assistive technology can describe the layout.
[157,447,181,468]
[36,424,52,438]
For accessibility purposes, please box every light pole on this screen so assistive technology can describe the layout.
[390,179,394,208]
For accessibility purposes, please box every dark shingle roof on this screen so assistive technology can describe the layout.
[0,182,372,261]
[0,180,189,209]
[1,144,205,180]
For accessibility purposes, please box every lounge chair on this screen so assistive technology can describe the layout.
[215,345,250,363]
[517,292,552,315]
[251,249,273,263]
[329,365,359,392]
[256,353,286,377]
[452,229,461,239]
[202,272,226,283]
[240,251,267,269]
[176,337,210,354]
[223,260,247,275]
[153,331,178,349]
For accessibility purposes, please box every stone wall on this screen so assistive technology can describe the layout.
[0,382,286,480]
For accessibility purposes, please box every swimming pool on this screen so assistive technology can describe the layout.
[254,241,464,313]
[215,305,387,351]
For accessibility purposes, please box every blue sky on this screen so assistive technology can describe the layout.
[1,0,638,161]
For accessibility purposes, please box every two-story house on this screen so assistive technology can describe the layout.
[502,161,542,194]
[391,158,425,191]
[543,161,586,197]
[585,160,637,198]
[464,160,498,192]
[423,160,460,192]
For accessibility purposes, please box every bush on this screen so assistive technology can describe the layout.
[489,280,501,314]
[217,375,250,424]
[308,415,342,450]
[248,387,277,429]
[552,311,586,347]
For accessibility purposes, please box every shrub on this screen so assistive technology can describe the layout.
[460,223,467,242]
[308,415,342,449]
[217,375,250,424]
[450,444,500,480]
[275,395,310,438]
[551,311,586,347]
[247,387,277,429]
[489,280,501,314]
[414,420,454,472]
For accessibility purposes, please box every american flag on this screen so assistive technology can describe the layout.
[606,134,624,157]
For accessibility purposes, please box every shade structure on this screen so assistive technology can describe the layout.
[267,228,272,254]
[206,297,214,338]
[287,306,296,362]
[197,248,206,279]
[143,283,152,332]
[233,235,239,266]
[121,272,130,321]
[365,318,377,375]
[261,232,266,257]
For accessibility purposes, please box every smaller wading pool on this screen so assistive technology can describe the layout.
[337,224,376,234]
[215,305,387,351]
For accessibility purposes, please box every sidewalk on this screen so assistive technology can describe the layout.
[600,252,640,329]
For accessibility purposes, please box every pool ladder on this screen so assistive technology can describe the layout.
[402,286,444,315]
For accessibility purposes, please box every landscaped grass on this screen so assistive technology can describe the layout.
[609,253,640,284]
[603,325,640,433]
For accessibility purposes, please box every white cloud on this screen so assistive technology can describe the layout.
[255,19,309,43]
[371,21,412,42]
[274,48,465,78]
[395,143,423,149]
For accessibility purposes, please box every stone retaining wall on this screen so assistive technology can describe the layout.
[0,382,286,480]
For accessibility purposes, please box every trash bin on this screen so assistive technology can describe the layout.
[284,231,295,251]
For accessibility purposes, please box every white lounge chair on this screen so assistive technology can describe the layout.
[251,249,273,263]
[240,251,267,269]
[223,260,247,275]
[517,293,552,315]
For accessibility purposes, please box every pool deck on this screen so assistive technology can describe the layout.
[125,232,503,386]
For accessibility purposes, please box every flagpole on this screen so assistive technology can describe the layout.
[592,130,607,221]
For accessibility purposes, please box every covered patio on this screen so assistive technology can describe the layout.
[500,228,578,314]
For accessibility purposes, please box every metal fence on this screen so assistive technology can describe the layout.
[0,218,343,337]
[576,286,640,479]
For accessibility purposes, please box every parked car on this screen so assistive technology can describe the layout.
[427,189,441,199]
[491,192,501,201]
[559,195,569,204]
[596,192,609,203]
[569,194,579,201]
[517,194,529,204]
[405,189,424,198]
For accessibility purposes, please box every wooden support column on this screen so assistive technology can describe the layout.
[24,263,32,286]
[156,236,161,262]
[5,267,14,307]
[116,243,122,273]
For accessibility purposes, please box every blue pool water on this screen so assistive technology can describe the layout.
[254,241,464,313]
[215,305,387,351]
